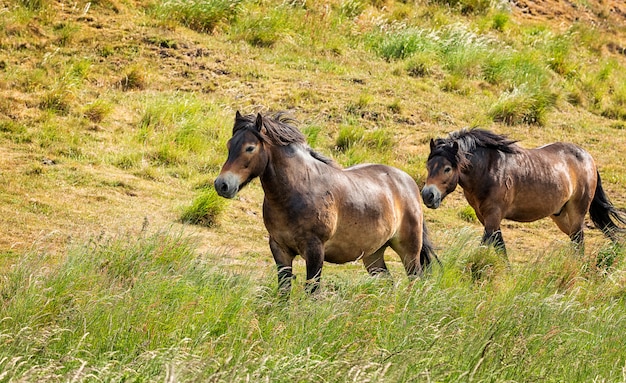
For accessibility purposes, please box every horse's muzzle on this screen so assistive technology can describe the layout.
[421,185,441,209]
[214,172,240,199]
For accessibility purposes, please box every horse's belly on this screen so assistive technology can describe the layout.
[506,197,566,222]
[505,211,551,222]
[323,233,390,264]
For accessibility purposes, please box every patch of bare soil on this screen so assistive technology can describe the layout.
[512,0,626,24]
[512,0,626,57]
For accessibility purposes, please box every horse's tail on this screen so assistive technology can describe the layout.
[420,219,442,271]
[589,170,626,241]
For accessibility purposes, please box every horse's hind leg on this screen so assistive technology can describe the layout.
[551,206,587,251]
[389,229,423,278]
[362,246,389,276]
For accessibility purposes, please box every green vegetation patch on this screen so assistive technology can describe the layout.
[151,0,242,33]
[1,232,626,381]
[180,187,227,227]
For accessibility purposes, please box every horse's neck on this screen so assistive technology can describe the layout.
[458,147,495,189]
[260,144,326,198]
[460,146,526,189]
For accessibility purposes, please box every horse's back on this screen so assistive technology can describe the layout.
[535,142,593,162]
[344,163,421,196]
[532,142,596,182]
[343,163,423,211]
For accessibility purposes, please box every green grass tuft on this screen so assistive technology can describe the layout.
[429,0,492,15]
[233,9,287,47]
[458,205,477,222]
[335,124,364,151]
[488,83,557,125]
[152,0,242,33]
[118,67,146,91]
[490,11,510,31]
[339,0,366,18]
[461,246,508,283]
[83,99,113,123]
[39,87,73,115]
[367,27,436,61]
[18,0,49,11]
[405,52,438,77]
[180,188,227,227]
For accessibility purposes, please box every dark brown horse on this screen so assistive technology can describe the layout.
[215,111,437,294]
[422,128,626,253]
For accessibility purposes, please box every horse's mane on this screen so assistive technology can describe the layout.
[234,112,341,169]
[430,128,520,169]
[450,128,520,154]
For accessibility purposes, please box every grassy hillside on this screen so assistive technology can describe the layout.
[1,0,626,258]
[1,0,626,381]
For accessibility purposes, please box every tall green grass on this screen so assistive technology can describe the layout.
[429,0,492,15]
[2,1,626,380]
[17,0,49,11]
[230,6,293,48]
[151,0,242,33]
[364,19,626,125]
[488,83,558,125]
[333,122,395,166]
[1,231,625,382]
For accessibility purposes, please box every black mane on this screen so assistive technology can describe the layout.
[429,128,520,169]
[234,112,340,168]
[233,112,306,146]
[450,128,520,153]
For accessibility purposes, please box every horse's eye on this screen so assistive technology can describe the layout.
[245,145,255,153]
[444,166,452,174]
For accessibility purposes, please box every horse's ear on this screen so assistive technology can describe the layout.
[451,141,459,153]
[255,113,264,133]
[236,110,242,120]
[429,138,436,151]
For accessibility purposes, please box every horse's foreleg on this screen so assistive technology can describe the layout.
[303,238,325,294]
[482,229,507,254]
[269,238,295,297]
[481,212,507,254]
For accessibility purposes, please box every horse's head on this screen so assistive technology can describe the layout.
[422,138,461,209]
[214,111,269,199]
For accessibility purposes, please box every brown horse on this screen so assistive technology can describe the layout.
[421,128,626,253]
[214,111,437,294]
